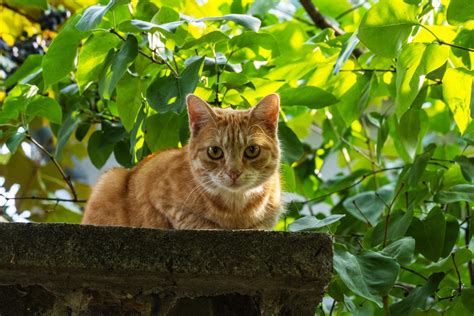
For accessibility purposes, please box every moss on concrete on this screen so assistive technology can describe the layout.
[0,223,332,315]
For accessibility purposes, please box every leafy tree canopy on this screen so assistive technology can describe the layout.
[0,0,473,314]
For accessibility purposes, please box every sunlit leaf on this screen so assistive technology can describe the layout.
[147,57,204,113]
[25,96,62,124]
[396,43,449,116]
[442,68,472,134]
[43,15,87,87]
[98,34,138,100]
[447,0,474,24]
[279,86,338,109]
[358,0,418,57]
[75,0,130,31]
[76,32,121,92]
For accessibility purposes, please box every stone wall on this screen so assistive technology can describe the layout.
[0,223,332,315]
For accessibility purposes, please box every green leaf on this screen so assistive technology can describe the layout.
[390,273,445,315]
[278,122,304,164]
[441,215,460,258]
[76,32,121,92]
[229,32,280,58]
[442,68,472,134]
[408,207,446,261]
[116,74,143,132]
[406,143,436,187]
[99,34,138,100]
[182,31,229,49]
[461,287,474,313]
[87,130,115,169]
[6,131,25,154]
[281,163,296,192]
[447,0,474,24]
[145,112,181,152]
[427,248,472,273]
[0,84,38,124]
[334,245,400,307]
[288,214,345,232]
[55,114,80,159]
[279,86,338,109]
[25,96,62,124]
[5,54,43,88]
[358,0,418,57]
[336,73,373,126]
[396,43,449,116]
[75,0,130,31]
[367,209,414,247]
[397,108,427,159]
[114,140,133,168]
[333,32,360,75]
[455,156,474,183]
[147,57,204,113]
[434,184,474,203]
[44,205,82,224]
[343,187,392,226]
[42,15,87,87]
[382,237,415,266]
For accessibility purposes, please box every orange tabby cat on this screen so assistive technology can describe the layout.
[82,94,281,229]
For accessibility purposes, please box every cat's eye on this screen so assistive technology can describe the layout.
[208,146,224,160]
[244,145,260,159]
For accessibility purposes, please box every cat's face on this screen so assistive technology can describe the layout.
[187,94,280,194]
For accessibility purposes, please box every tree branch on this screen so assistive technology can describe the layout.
[299,0,363,57]
[401,266,428,281]
[0,193,87,204]
[25,134,78,201]
[302,166,405,205]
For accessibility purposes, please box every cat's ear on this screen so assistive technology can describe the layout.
[187,94,216,135]
[251,93,280,134]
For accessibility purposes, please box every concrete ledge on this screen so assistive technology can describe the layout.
[0,223,332,315]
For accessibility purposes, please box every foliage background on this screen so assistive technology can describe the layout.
[0,0,473,314]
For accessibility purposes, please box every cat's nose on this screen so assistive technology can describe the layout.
[226,169,241,181]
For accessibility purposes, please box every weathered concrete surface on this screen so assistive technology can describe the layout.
[0,223,332,315]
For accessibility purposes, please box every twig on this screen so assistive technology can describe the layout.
[336,3,366,20]
[25,134,78,201]
[109,28,179,78]
[0,193,87,204]
[302,166,404,205]
[401,266,428,281]
[451,253,463,293]
[383,295,390,316]
[299,0,363,57]
[329,299,336,316]
[383,183,404,247]
[419,24,474,52]
[361,119,378,188]
[353,200,373,227]
[211,45,222,107]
